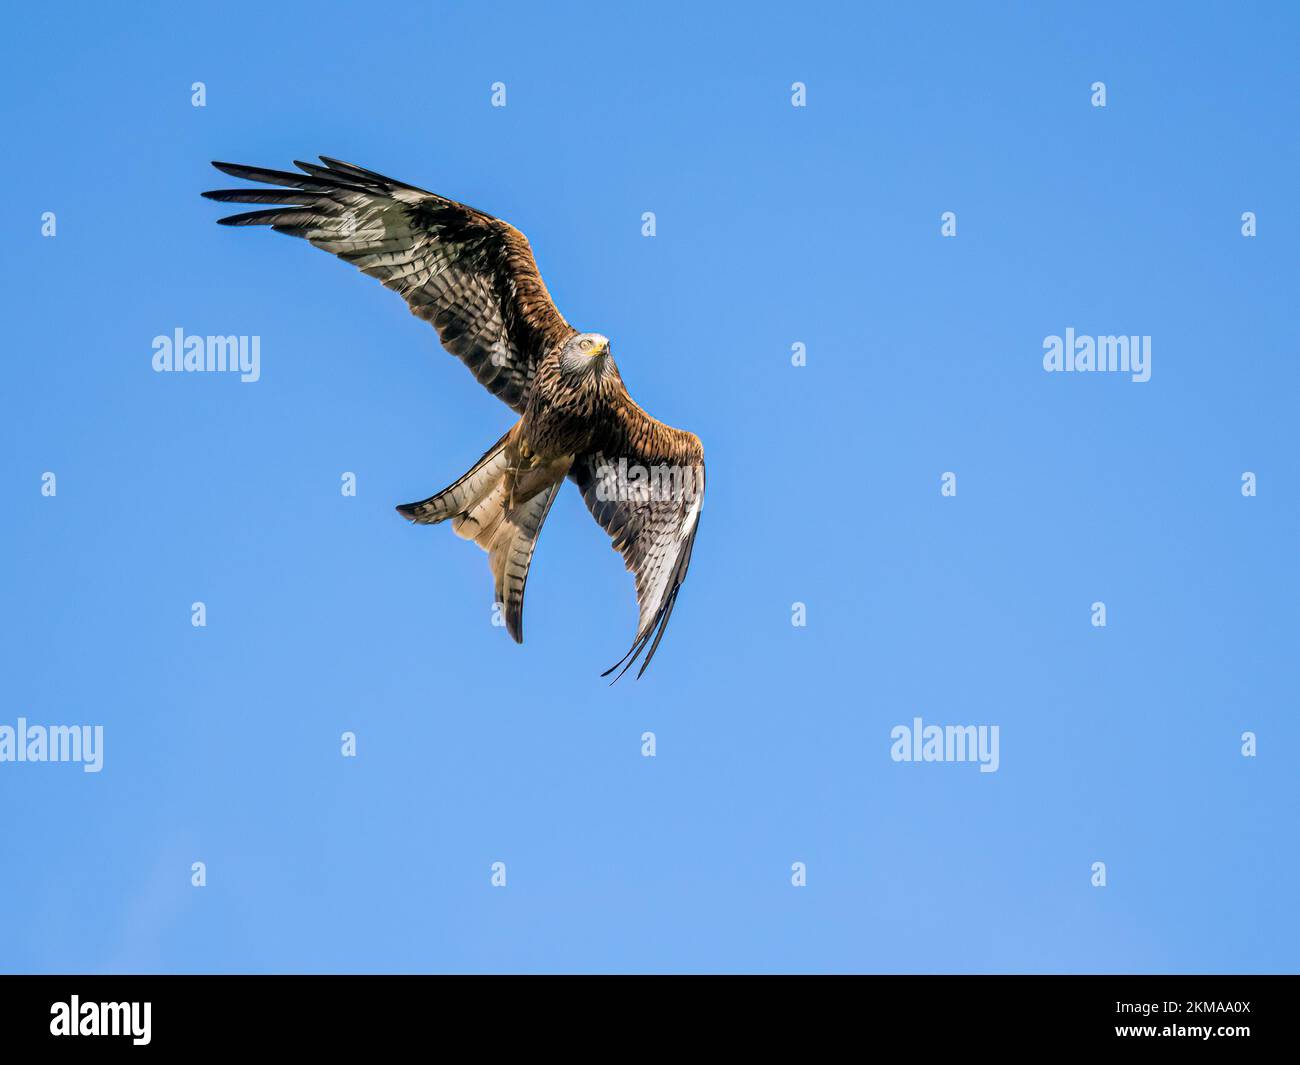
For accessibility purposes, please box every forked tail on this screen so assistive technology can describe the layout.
[396,424,572,642]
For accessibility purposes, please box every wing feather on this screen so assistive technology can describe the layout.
[572,397,705,679]
[203,156,574,413]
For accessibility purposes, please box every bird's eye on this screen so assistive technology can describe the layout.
[579,338,593,351]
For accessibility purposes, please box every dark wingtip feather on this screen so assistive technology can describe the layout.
[203,188,318,205]
[636,588,680,679]
[318,155,416,190]
[214,207,305,227]
[208,160,361,192]
[602,617,660,684]
[600,530,694,682]
[601,637,642,682]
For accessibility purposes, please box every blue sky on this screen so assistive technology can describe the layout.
[2,1,1297,973]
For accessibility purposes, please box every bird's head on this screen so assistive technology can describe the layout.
[559,332,616,383]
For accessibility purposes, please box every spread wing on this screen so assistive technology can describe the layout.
[203,156,574,413]
[572,396,705,680]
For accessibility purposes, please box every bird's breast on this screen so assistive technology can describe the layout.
[522,392,598,458]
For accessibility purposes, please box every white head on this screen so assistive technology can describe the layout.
[559,332,615,381]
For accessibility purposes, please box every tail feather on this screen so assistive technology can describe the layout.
[396,429,514,525]
[489,478,564,641]
[397,424,572,643]
[451,478,510,545]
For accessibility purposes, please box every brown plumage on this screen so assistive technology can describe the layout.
[204,156,704,678]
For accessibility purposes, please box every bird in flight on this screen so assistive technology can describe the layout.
[204,157,704,679]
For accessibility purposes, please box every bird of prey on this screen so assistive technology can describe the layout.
[204,157,704,678]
